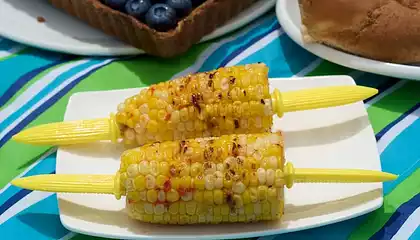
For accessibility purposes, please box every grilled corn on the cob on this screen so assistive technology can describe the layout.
[121,132,285,224]
[117,63,273,146]
[10,131,398,225]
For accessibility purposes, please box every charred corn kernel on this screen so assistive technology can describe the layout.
[123,132,285,224]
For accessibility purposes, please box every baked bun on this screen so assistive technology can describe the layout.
[298,0,420,63]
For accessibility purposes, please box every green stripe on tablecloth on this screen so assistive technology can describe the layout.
[349,169,420,239]
[0,60,79,109]
[305,60,353,76]
[0,44,209,188]
[367,81,420,133]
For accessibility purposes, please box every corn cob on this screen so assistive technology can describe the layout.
[116,63,273,146]
[12,63,379,146]
[121,132,285,224]
[11,132,397,225]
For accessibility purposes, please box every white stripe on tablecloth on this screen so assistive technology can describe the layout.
[0,191,53,224]
[225,28,284,67]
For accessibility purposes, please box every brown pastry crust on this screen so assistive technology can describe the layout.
[298,0,420,63]
[49,0,256,57]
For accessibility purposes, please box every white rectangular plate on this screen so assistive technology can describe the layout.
[56,76,383,239]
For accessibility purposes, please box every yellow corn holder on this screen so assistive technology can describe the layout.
[11,162,397,198]
[12,85,377,146]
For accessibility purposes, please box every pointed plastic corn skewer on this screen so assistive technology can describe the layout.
[12,85,377,146]
[11,163,396,200]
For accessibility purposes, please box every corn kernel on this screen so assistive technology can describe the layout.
[242,190,251,204]
[156,175,168,189]
[167,189,180,202]
[186,201,197,215]
[169,202,179,214]
[143,214,153,222]
[149,161,158,176]
[220,204,230,216]
[275,170,285,187]
[179,202,186,215]
[171,177,181,190]
[258,186,268,201]
[204,191,213,204]
[138,161,150,175]
[154,204,165,215]
[189,215,198,224]
[146,120,158,133]
[179,215,189,224]
[127,191,140,202]
[191,163,203,177]
[249,187,258,203]
[229,215,238,222]
[180,176,191,189]
[144,203,154,214]
[266,169,275,186]
[147,189,158,203]
[193,190,204,203]
[134,202,145,214]
[145,174,156,189]
[134,175,146,191]
[268,187,277,203]
[233,194,243,208]
[214,189,224,205]
[169,215,179,224]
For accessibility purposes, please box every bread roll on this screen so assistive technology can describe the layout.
[298,0,420,63]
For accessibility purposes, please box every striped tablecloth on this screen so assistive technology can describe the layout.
[0,11,419,240]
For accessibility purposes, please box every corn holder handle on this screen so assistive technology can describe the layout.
[12,85,378,145]
[11,163,397,200]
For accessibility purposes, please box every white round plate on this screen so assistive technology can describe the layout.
[276,0,420,81]
[0,0,275,56]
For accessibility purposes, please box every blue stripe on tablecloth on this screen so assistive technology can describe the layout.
[380,117,420,194]
[0,49,63,98]
[376,103,420,142]
[236,34,318,78]
[0,58,73,107]
[370,193,420,240]
[0,60,114,148]
[197,14,279,72]
[0,194,69,240]
[0,152,56,207]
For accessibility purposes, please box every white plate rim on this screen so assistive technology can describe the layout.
[276,0,420,81]
[0,0,275,56]
[56,76,383,240]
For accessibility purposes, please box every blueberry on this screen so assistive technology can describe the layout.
[105,0,128,10]
[145,4,177,31]
[165,0,192,17]
[125,0,151,19]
